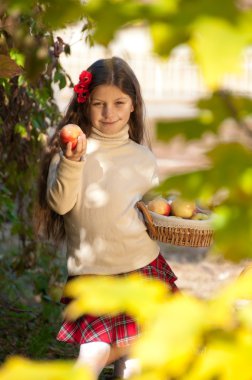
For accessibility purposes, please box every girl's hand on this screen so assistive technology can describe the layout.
[61,134,87,162]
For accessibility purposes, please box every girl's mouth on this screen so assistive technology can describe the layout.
[101,121,118,125]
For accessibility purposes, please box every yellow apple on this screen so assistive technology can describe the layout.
[171,198,196,218]
[148,197,171,216]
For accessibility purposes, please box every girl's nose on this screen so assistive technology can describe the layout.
[103,105,114,118]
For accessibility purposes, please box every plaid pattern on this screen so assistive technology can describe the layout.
[57,253,178,346]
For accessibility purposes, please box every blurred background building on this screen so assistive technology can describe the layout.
[55,25,206,120]
[55,24,252,117]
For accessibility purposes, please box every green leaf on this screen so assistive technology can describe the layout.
[179,0,239,23]
[211,203,252,261]
[86,0,143,45]
[9,50,25,67]
[40,0,86,29]
[53,70,67,89]
[150,23,188,56]
[207,142,252,195]
[14,124,28,138]
[146,0,179,18]
[156,92,252,142]
[197,91,234,126]
[6,0,37,13]
[64,44,71,55]
[156,118,215,142]
[156,142,252,199]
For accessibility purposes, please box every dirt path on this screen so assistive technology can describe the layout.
[160,244,246,299]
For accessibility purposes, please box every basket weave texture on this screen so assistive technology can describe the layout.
[137,201,214,247]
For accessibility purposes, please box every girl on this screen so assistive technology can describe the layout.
[36,57,178,379]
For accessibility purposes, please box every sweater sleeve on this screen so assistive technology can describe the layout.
[47,153,85,215]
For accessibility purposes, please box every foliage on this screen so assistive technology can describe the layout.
[0,74,59,251]
[0,0,89,369]
[40,272,252,380]
[84,0,252,89]
[1,0,252,379]
[0,0,87,81]
[0,240,79,362]
[0,0,89,368]
[156,91,252,141]
[1,272,252,379]
[0,0,84,254]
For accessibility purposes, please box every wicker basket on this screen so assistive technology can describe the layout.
[137,201,214,247]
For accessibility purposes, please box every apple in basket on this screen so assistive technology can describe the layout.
[148,197,171,216]
[191,212,210,220]
[170,197,196,219]
[60,124,84,150]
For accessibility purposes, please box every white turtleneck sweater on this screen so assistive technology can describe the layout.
[47,125,160,275]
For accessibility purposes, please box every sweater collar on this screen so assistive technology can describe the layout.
[90,124,129,145]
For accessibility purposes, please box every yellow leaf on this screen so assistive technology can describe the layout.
[239,168,252,195]
[207,272,252,330]
[133,295,207,377]
[0,356,94,380]
[215,271,252,306]
[63,274,169,325]
[184,333,252,380]
[150,22,174,56]
[237,302,252,328]
[190,17,247,89]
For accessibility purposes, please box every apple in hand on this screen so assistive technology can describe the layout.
[59,124,84,150]
[171,198,196,218]
[148,197,171,216]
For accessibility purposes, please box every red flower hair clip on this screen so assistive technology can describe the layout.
[74,70,93,103]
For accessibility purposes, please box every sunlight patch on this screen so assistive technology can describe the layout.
[84,183,109,207]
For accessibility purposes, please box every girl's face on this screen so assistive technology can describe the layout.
[89,85,134,134]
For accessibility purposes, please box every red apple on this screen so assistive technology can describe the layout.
[59,124,84,150]
[171,198,196,218]
[148,197,171,216]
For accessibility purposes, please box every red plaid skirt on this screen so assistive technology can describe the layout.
[57,253,178,347]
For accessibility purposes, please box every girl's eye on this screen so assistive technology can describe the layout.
[116,101,124,105]
[92,102,103,107]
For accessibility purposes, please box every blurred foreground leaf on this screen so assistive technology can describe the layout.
[155,142,252,260]
[0,356,93,380]
[60,270,252,379]
[134,295,207,378]
[64,274,169,325]
[157,92,252,141]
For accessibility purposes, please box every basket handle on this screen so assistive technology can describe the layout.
[136,201,157,238]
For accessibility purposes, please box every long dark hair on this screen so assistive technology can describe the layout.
[35,56,149,242]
